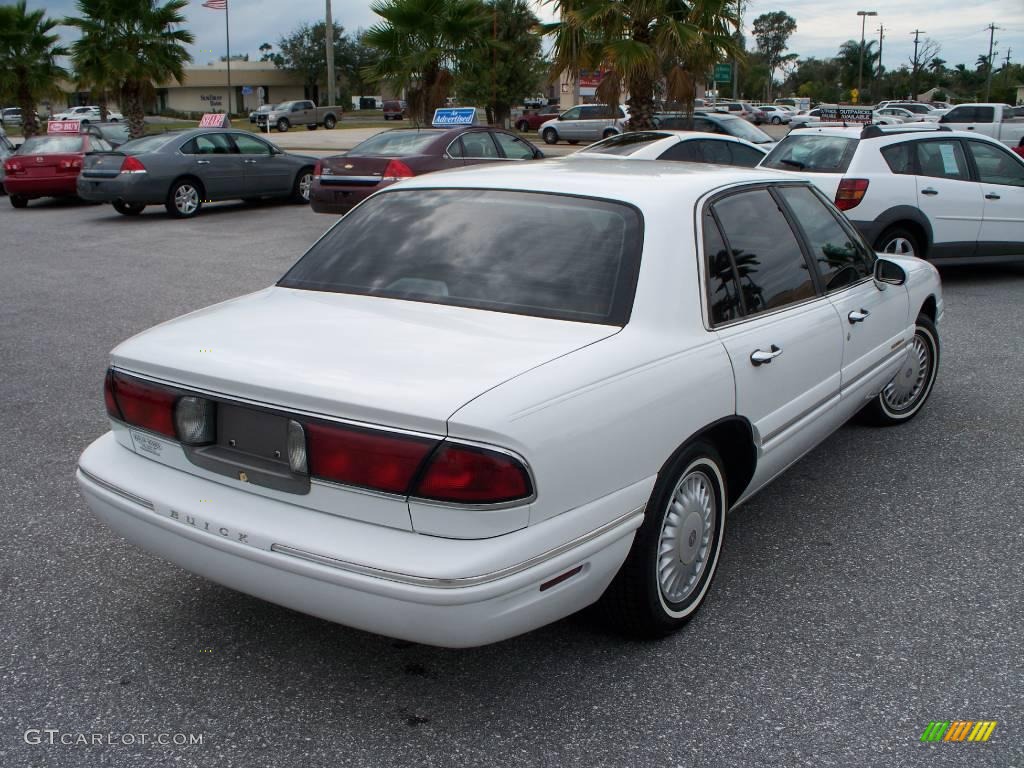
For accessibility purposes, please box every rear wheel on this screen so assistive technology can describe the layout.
[771,115,782,125]
[291,168,313,204]
[10,194,28,209]
[112,200,145,216]
[602,128,617,139]
[600,441,727,637]
[542,127,558,145]
[324,115,337,129]
[859,314,939,426]
[165,179,203,218]
[875,226,922,259]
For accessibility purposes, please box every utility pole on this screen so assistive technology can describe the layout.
[876,24,884,103]
[732,0,742,100]
[325,0,336,106]
[984,23,999,101]
[911,29,924,100]
[1003,48,1013,86]
[856,11,878,101]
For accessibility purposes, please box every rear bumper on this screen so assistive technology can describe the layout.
[309,180,384,214]
[3,175,78,197]
[77,173,162,204]
[77,432,642,647]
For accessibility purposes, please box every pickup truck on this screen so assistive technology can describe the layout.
[939,103,1024,148]
[258,100,342,132]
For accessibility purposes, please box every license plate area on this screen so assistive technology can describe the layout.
[183,404,310,494]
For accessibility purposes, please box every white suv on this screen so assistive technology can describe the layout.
[761,125,1024,263]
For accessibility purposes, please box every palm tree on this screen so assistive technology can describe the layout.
[0,1,69,138]
[544,0,738,131]
[65,0,193,138]
[363,0,489,125]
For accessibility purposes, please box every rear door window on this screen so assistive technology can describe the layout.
[279,189,644,325]
[710,188,817,314]
[459,131,500,158]
[703,210,744,324]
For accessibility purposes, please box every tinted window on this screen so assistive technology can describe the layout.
[189,133,235,155]
[279,190,643,325]
[90,137,113,152]
[692,118,721,133]
[447,137,464,158]
[916,140,969,180]
[459,131,499,158]
[730,144,765,168]
[703,211,743,324]
[349,130,444,156]
[711,189,816,314]
[762,135,857,173]
[778,186,872,291]
[658,141,700,162]
[698,139,733,165]
[560,107,582,120]
[119,132,179,154]
[232,133,272,155]
[583,131,670,156]
[967,140,1024,187]
[16,136,84,154]
[881,142,915,174]
[492,131,535,159]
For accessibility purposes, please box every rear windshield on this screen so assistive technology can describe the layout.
[580,132,671,156]
[17,136,84,154]
[713,115,774,144]
[279,189,644,325]
[118,133,181,154]
[98,124,130,143]
[762,135,858,173]
[349,130,444,157]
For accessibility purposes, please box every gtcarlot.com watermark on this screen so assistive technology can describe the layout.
[24,728,203,747]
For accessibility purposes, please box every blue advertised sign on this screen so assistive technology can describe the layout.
[432,107,477,127]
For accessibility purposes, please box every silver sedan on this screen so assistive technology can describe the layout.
[77,128,317,218]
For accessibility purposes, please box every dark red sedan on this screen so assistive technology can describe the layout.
[310,126,544,215]
[4,133,113,208]
[514,105,562,133]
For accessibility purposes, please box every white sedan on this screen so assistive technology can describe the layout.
[571,130,768,167]
[76,160,943,648]
[53,105,123,123]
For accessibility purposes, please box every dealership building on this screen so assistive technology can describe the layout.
[153,61,308,115]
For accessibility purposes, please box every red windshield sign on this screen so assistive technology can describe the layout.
[199,113,228,128]
[48,120,81,134]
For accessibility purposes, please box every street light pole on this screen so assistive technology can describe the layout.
[325,0,335,106]
[857,11,878,101]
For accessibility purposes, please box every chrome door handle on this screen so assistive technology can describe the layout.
[243,159,256,164]
[985,193,1001,200]
[196,159,210,165]
[848,308,870,324]
[921,188,938,196]
[750,345,782,366]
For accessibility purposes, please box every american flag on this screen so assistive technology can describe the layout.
[201,0,226,8]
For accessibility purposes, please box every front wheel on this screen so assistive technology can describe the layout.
[875,226,922,259]
[542,127,558,145]
[602,128,617,139]
[112,200,145,216]
[599,441,727,637]
[324,115,337,129]
[771,116,782,125]
[859,315,939,426]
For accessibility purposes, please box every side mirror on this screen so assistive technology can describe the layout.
[873,258,907,287]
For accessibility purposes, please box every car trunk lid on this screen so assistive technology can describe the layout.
[81,151,125,178]
[111,286,618,435]
[317,156,396,186]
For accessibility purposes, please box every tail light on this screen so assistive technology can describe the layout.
[835,178,869,211]
[105,371,178,439]
[120,155,146,174]
[5,160,24,174]
[305,421,437,495]
[174,396,216,445]
[58,158,82,170]
[413,444,532,504]
[313,160,322,179]
[382,159,414,181]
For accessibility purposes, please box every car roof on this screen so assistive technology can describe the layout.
[391,157,792,209]
[776,125,1010,147]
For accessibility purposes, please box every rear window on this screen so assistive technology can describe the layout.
[119,133,180,154]
[580,132,671,156]
[17,136,84,154]
[349,130,444,157]
[278,189,643,325]
[762,135,858,173]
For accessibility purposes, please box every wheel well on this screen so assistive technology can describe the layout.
[663,418,757,508]
[880,220,929,258]
[919,294,938,323]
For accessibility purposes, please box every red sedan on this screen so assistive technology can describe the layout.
[514,105,562,133]
[3,133,113,208]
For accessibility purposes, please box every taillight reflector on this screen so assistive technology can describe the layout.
[108,371,178,439]
[103,370,121,419]
[835,178,869,211]
[413,444,532,504]
[313,160,323,179]
[305,421,437,495]
[120,155,146,174]
[382,159,414,181]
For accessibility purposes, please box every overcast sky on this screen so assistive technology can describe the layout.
[13,0,1024,75]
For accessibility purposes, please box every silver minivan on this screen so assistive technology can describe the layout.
[539,104,629,145]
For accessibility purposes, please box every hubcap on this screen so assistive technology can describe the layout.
[883,237,915,257]
[175,185,198,215]
[882,332,931,412]
[658,469,716,605]
[299,173,312,201]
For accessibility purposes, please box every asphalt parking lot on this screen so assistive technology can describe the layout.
[1,197,1021,767]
